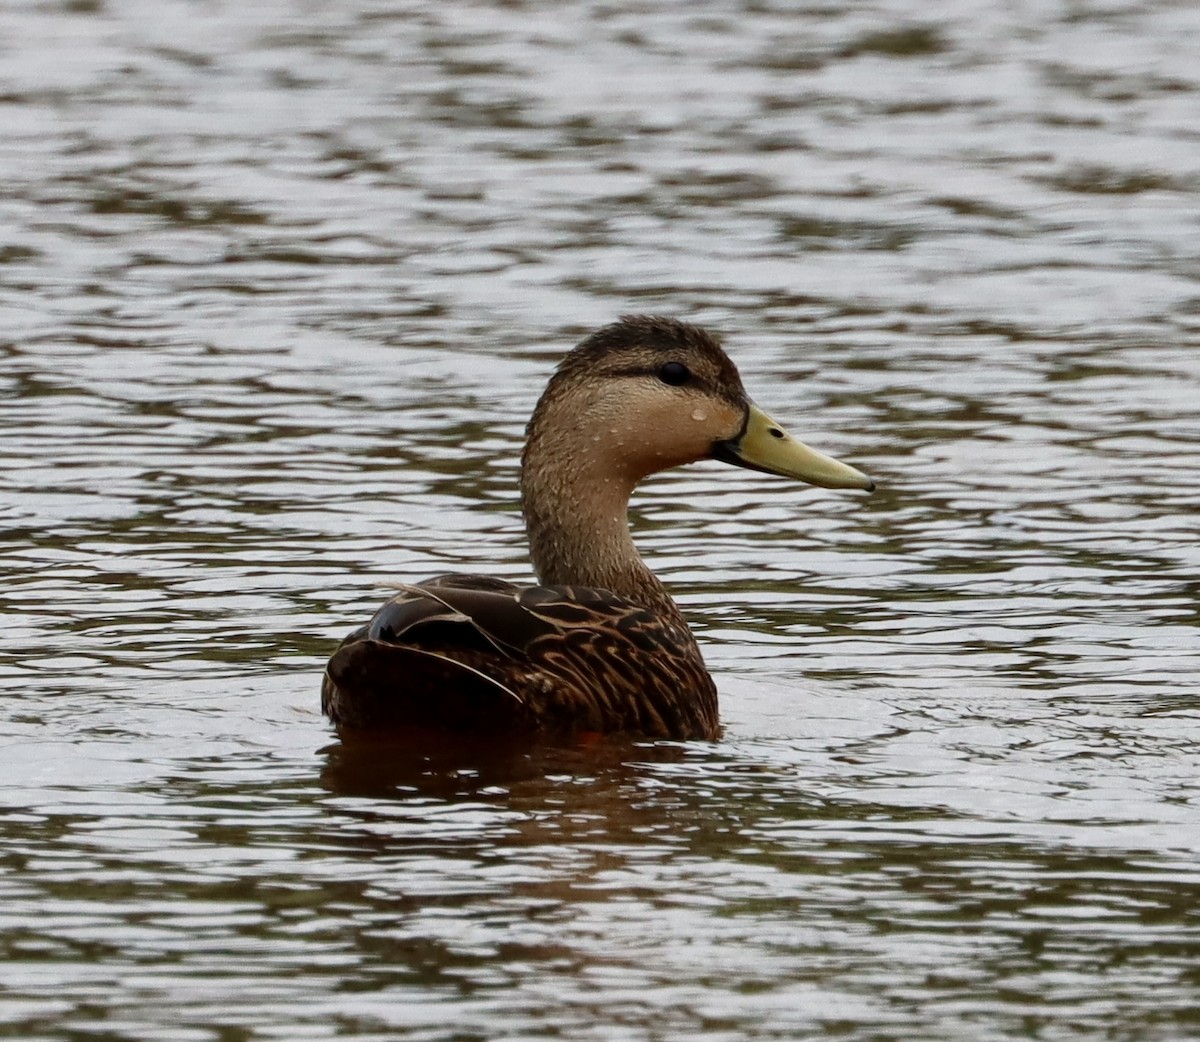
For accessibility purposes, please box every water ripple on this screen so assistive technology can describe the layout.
[3,1,1200,1039]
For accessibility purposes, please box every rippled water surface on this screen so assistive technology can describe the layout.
[3,1,1200,1039]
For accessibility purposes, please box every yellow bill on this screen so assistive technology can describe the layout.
[713,402,875,491]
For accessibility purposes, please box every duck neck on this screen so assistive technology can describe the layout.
[520,437,685,625]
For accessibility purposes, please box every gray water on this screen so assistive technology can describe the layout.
[3,1,1200,1039]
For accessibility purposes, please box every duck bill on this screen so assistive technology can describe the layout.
[712,402,875,491]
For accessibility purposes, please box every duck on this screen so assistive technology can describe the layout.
[321,315,874,741]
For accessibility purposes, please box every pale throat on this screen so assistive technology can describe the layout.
[520,439,681,618]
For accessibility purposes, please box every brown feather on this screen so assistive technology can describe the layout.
[320,315,870,741]
[321,574,718,738]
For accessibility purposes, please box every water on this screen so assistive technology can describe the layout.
[3,0,1200,1038]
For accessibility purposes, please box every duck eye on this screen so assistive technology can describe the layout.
[658,361,690,386]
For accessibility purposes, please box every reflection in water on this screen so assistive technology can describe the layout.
[2,0,1200,1039]
[318,731,679,799]
[7,724,1198,1039]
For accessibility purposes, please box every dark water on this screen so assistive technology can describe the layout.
[3,1,1199,1039]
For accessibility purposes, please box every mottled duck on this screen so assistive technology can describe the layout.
[322,316,874,740]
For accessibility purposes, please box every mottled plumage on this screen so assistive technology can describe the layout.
[322,316,874,741]
[322,574,716,738]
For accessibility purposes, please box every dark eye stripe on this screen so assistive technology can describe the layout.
[606,363,692,383]
[602,365,743,408]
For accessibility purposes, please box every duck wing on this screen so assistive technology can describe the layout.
[321,575,718,739]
